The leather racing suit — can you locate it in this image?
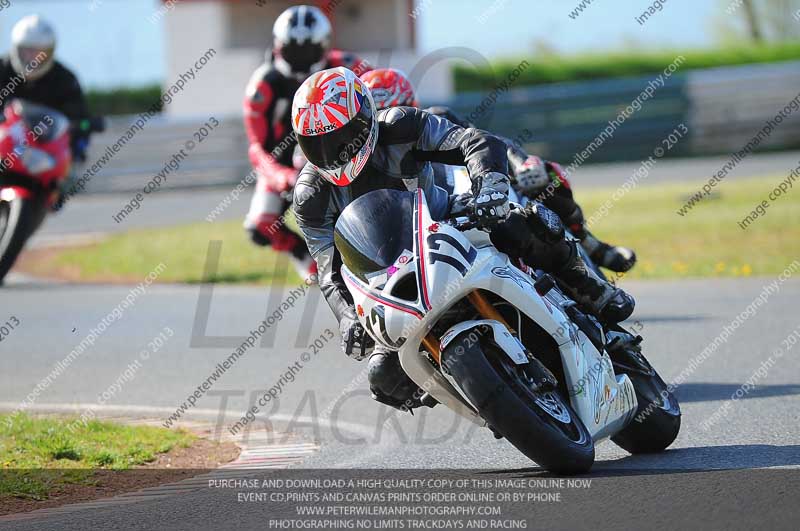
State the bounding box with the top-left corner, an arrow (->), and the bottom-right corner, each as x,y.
242,48 -> 371,275
425,106 -> 636,273
293,106 -> 634,409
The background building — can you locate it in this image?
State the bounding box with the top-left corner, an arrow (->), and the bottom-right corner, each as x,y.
162,0 -> 456,116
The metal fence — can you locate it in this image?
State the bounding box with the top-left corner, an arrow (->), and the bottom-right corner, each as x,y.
80,114 -> 249,194
79,60 -> 800,194
446,71 -> 691,164
686,61 -> 800,155
446,59 -> 800,165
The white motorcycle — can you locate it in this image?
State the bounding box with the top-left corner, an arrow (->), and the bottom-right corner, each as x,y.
335,188 -> 680,474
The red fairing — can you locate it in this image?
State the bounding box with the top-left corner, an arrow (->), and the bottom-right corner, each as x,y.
0,101 -> 72,207
546,161 -> 571,189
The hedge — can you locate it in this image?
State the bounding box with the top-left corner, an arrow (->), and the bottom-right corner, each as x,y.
86,84 -> 163,116
454,42 -> 800,92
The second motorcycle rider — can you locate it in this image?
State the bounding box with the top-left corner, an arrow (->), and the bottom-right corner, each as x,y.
242,5 -> 370,278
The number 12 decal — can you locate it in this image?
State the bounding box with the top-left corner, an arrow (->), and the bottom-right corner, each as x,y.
427,233 -> 476,276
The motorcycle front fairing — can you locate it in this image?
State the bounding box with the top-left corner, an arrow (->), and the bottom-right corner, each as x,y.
337,189 -> 637,441
0,100 -> 72,198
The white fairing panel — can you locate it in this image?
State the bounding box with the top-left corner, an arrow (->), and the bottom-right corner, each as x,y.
342,189 -> 637,439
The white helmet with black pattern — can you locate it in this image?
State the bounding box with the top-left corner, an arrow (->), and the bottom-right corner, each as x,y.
273,5 -> 332,80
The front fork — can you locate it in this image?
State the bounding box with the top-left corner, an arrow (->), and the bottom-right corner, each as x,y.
422,289 -> 516,364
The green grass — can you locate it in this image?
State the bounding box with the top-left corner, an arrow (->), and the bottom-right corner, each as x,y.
0,413 -> 194,500
454,42 -> 800,92
51,218 -> 301,285
575,175 -> 800,279
38,176 -> 800,284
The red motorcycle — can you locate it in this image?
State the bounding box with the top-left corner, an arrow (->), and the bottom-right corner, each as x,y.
0,100 -> 102,284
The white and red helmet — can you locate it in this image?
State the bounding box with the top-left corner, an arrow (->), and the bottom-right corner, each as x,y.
292,67 -> 378,186
360,68 -> 418,110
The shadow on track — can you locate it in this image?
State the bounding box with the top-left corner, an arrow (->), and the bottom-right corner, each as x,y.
633,314 -> 711,324
483,444 -> 800,477
675,382 -> 800,403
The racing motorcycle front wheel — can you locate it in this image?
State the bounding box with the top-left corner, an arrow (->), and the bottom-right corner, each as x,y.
441,330 -> 594,475
0,196 -> 46,284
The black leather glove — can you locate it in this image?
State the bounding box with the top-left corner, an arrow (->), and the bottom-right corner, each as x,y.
339,310 -> 374,360
474,172 -> 511,227
448,192 -> 474,218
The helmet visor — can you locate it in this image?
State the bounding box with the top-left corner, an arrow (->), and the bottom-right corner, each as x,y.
297,103 -> 373,171
278,40 -> 325,75
17,46 -> 51,72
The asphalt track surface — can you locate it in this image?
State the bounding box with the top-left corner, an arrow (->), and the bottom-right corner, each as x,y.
2,278 -> 799,530
1,153 -> 799,530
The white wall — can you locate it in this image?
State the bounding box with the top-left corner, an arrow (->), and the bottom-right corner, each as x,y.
163,2 -> 253,118
162,0 -> 455,118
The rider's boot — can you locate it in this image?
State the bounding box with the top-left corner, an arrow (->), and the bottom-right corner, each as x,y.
563,206 -> 636,273
367,349 -> 425,412
581,233 -> 637,273
492,203 -> 634,324
555,242 -> 635,323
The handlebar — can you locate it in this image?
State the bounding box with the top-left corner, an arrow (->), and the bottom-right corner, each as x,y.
446,214 -> 481,231
445,201 -> 522,232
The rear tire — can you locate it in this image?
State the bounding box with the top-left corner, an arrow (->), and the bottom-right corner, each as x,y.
609,338 -> 681,454
442,331 -> 594,475
0,197 -> 45,284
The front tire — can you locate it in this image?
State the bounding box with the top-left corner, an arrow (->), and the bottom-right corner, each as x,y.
0,197 -> 45,284
442,331 -> 594,475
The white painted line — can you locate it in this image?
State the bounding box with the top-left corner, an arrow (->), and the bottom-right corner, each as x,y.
29,232 -> 109,249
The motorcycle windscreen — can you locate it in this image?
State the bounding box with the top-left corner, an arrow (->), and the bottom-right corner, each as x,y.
13,100 -> 69,143
334,189 -> 415,282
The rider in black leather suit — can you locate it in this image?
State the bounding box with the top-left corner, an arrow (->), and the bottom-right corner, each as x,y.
292,67 -> 635,410
359,68 -> 636,273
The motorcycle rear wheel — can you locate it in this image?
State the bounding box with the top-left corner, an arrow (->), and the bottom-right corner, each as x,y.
609,338 -> 681,454
441,331 -> 595,475
0,197 -> 45,284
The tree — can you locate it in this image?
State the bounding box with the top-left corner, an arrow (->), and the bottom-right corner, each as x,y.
715,0 -> 800,43
741,0 -> 764,42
